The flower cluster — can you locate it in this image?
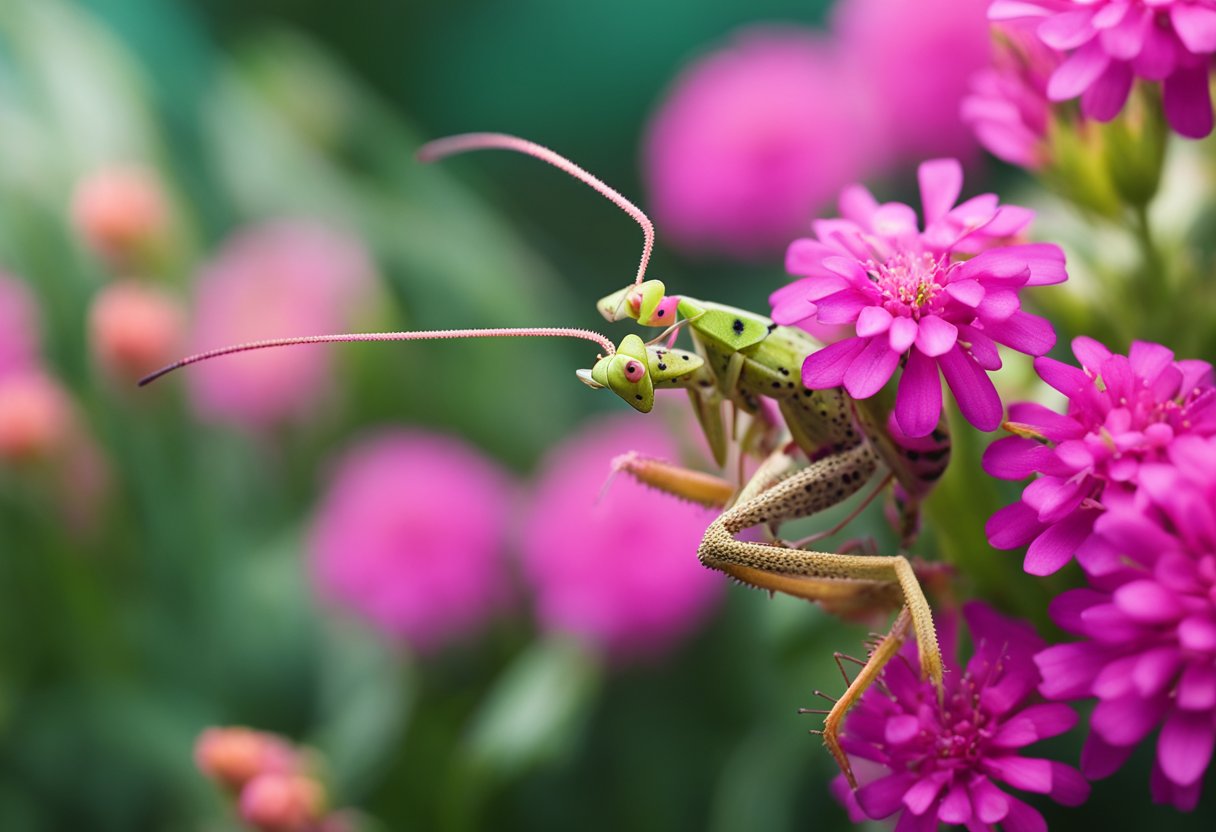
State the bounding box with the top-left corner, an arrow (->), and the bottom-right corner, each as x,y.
834,603 -> 1088,829
195,727 -> 354,832
990,0 -> 1216,139
985,338 -> 1216,575
773,159 -> 1065,437
1036,434 -> 1216,809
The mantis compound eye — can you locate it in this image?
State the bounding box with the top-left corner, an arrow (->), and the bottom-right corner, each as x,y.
623,360 -> 645,382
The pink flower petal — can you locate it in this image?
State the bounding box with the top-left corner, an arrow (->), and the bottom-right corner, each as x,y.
913,315 -> 958,357
871,202 -> 920,238
985,756 -> 1051,793
843,337 -> 902,399
938,345 -> 1003,432
986,501 -> 1043,550
1163,64 -> 1215,139
1157,709 -> 1216,786
888,317 -> 918,353
1001,795 -> 1046,832
945,279 -> 985,307
885,713 -> 922,745
982,437 -> 1053,480
1172,4 -> 1216,54
839,184 -> 880,225
1099,6 -> 1148,59
1024,511 -> 1093,576
1038,9 -> 1099,50
985,311 -> 1057,356
1081,732 -> 1135,780
938,782 -> 972,825
1177,661 -> 1216,711
816,289 -> 873,325
989,1 -> 1054,21
894,348 -> 942,438
1112,580 -> 1183,624
856,305 -> 894,338
918,158 -> 963,225
1035,643 -> 1105,700
1034,356 -> 1090,396
1092,694 -> 1166,746
856,772 -> 919,819
902,771 -> 949,816
969,776 -> 1009,823
1081,60 -> 1134,121
786,238 -> 840,277
1049,762 -> 1090,807
991,704 -> 1078,749
1047,41 -> 1110,101
802,337 -> 868,389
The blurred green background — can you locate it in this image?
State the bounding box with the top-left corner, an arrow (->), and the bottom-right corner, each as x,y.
1,1 -> 1215,830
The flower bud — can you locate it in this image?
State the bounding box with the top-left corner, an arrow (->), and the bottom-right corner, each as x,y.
194,727 -> 296,791
89,280 -> 185,382
70,165 -> 169,265
239,773 -> 326,832
0,371 -> 73,464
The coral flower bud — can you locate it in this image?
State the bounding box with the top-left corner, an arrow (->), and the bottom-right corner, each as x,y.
70,165 -> 170,264
0,371 -> 74,463
89,280 -> 186,382
194,727 -> 296,791
239,773 -> 326,832
0,273 -> 41,380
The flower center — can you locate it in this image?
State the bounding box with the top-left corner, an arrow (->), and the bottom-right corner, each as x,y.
868,252 -> 950,320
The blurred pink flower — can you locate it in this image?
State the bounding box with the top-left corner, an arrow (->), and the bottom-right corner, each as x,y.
0,371 -> 74,464
992,0 -> 1216,138
963,23 -> 1064,168
309,430 -> 513,654
0,272 -> 41,380
520,414 -> 722,660
186,221 -> 374,429
89,280 -> 186,382
239,773 -> 326,832
195,727 -> 298,792
70,164 -> 170,265
643,28 -> 877,260
834,0 -> 993,164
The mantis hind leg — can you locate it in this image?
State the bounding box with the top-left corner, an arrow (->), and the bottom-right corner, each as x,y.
695,445 -> 943,687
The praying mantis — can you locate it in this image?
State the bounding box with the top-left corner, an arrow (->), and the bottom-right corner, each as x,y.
140,133 -> 951,788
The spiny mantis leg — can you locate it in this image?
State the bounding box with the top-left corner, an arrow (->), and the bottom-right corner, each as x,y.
696,444 -> 943,687
614,447 -> 906,616
805,608 -> 913,789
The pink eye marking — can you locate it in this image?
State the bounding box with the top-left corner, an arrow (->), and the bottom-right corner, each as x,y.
624,361 -> 645,382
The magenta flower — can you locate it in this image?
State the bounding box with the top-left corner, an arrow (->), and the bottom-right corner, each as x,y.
984,337 -> 1216,576
309,430 -> 513,654
834,0 -> 993,163
1035,434 -> 1216,810
962,23 -> 1064,168
186,221 -> 375,430
0,272 -> 40,381
643,28 -> 878,259
774,159 -> 1065,437
520,412 -> 722,660
991,0 -> 1216,138
833,602 -> 1088,829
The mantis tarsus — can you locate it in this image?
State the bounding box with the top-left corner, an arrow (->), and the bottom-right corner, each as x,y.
140,132 -> 949,788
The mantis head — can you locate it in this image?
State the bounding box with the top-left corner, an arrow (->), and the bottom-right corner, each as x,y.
576,333 -> 703,413
596,280 -> 680,327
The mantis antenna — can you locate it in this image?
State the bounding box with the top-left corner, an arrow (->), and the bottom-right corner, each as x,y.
417,132 -> 655,288
137,326 -> 616,386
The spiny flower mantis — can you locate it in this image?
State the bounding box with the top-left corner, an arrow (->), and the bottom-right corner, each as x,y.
140,133 -> 951,788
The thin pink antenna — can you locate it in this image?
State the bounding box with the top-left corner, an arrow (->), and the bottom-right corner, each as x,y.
138,326 -> 616,387
417,132 -> 655,287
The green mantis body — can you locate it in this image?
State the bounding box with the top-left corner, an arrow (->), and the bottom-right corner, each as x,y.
577,281 -> 950,785
140,132 -> 951,789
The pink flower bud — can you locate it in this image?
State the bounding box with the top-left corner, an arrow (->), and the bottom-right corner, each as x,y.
89,280 -> 185,382
239,773 -> 326,832
70,165 -> 169,264
0,371 -> 73,463
194,727 -> 296,791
